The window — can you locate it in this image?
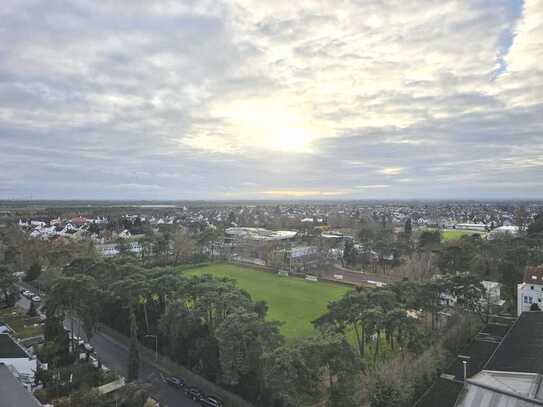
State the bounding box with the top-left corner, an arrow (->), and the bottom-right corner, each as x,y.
531,286 -> 534,290
524,296 -> 528,304
529,297 -> 533,304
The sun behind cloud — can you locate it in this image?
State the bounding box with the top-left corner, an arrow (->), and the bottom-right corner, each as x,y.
183,98 -> 328,153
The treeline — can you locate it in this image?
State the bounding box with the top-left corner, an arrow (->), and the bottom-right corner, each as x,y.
346,213 -> 543,311
44,257 -> 362,406
41,256 -> 490,406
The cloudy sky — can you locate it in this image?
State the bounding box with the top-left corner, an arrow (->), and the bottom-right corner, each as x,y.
1,0 -> 542,200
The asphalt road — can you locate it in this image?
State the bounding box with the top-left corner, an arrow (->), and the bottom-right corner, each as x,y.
16,283 -> 198,407
65,318 -> 200,407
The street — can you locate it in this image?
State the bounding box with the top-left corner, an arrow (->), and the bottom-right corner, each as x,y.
64,318 -> 200,407
16,283 -> 198,407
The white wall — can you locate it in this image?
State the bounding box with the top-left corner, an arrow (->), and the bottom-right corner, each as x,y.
517,283 -> 543,316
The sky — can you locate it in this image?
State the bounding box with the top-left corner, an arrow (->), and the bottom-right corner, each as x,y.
1,0 -> 542,200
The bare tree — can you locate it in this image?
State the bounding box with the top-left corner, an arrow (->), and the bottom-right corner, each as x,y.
172,230 -> 195,265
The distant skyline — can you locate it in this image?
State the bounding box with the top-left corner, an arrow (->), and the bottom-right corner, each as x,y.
1,0 -> 542,200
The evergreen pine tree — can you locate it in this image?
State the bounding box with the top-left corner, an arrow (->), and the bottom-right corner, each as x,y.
127,308 -> 140,382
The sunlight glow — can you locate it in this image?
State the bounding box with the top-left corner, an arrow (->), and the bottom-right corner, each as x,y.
184,98 -> 327,153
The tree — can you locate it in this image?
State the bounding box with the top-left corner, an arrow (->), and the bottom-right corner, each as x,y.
417,280 -> 445,330
40,310 -> 71,367
172,230 -> 195,265
343,240 -> 356,266
515,206 -> 529,232
404,218 -> 412,238
418,230 -> 441,251
264,333 -> 361,407
28,300 -> 38,317
357,217 -> 379,243
47,275 -> 94,345
116,238 -> 131,256
446,273 -> 485,316
78,282 -> 102,343
314,289 -> 370,359
55,389 -> 109,407
437,242 -> 473,273
369,369 -> 413,407
25,262 -> 42,282
0,265 -> 16,304
127,308 -> 140,382
527,213 -> 543,238
216,308 -> 282,387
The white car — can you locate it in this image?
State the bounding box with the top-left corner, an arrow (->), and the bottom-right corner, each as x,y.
22,290 -> 33,298
31,296 -> 41,302
83,343 -> 94,353
89,355 -> 99,368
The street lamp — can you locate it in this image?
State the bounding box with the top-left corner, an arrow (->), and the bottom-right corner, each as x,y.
144,334 -> 158,362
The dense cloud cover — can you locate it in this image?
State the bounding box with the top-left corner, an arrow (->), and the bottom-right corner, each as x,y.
0,0 -> 542,199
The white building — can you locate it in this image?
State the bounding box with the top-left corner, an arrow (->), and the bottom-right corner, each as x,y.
439,278 -> 503,308
455,223 -> 488,231
517,266 -> 543,316
0,334 -> 38,383
487,225 -> 520,240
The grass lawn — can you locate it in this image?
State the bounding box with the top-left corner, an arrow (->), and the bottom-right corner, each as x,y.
440,229 -> 482,241
0,307 -> 43,338
183,264 -> 351,339
420,228 -> 482,241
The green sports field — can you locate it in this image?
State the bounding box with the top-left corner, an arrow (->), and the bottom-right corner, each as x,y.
183,264 -> 351,339
440,229 -> 482,241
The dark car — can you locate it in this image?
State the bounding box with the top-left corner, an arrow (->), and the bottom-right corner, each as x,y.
184,387 -> 203,401
165,375 -> 185,389
200,396 -> 224,407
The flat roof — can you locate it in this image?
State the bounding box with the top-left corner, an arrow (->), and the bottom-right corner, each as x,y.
0,334 -> 28,359
0,364 -> 42,407
485,312 -> 543,373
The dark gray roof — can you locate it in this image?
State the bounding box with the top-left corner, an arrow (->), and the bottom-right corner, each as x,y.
0,364 -> 42,407
485,312 -> 543,373
0,334 -> 28,358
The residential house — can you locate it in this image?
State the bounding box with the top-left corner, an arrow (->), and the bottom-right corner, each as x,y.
0,334 -> 38,384
416,312 -> 543,407
0,364 -> 42,407
454,311 -> 543,406
517,265 -> 543,316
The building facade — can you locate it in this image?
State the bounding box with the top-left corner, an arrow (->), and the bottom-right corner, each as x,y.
517,265 -> 543,316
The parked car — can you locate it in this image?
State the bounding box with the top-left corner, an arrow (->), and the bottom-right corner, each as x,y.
31,296 -> 41,302
69,335 -> 84,345
89,355 -> 100,368
185,387 -> 203,401
23,291 -> 33,299
165,375 -> 185,389
200,396 -> 224,407
83,343 -> 94,353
